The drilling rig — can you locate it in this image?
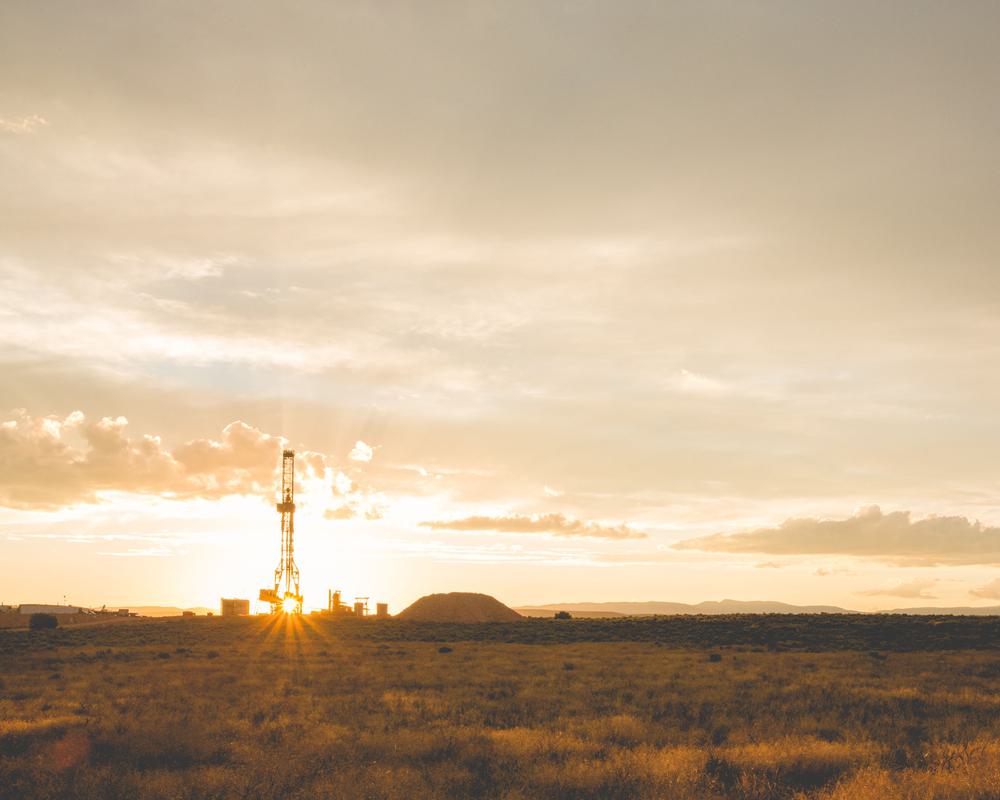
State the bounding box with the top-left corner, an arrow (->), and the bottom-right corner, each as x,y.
259,449 -> 303,613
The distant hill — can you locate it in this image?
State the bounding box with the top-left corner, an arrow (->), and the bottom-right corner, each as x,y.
397,592 -> 522,622
517,607 -> 626,618
884,605 -> 1000,616
115,606 -> 214,617
516,600 -> 854,616
516,600 -> 1000,616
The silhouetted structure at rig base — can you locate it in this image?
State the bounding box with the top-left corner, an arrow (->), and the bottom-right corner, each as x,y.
324,590 -> 388,618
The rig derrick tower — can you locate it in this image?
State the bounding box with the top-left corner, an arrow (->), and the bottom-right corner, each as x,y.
259,449 -> 303,613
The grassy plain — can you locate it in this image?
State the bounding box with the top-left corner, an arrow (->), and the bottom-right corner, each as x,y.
1,615 -> 998,799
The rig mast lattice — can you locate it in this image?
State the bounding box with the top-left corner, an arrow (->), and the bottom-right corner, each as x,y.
259,449 -> 302,613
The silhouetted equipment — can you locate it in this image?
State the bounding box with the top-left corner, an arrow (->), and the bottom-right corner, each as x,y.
259,450 -> 303,613
325,589 -> 386,618
220,598 -> 250,617
328,589 -> 351,614
259,588 -> 279,605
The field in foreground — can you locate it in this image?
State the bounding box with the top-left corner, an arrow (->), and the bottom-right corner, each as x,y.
1,615 -> 998,799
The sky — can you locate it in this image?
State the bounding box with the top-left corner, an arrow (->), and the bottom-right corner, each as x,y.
1,1 -> 999,613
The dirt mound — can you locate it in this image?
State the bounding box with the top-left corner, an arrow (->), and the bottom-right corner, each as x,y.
396,592 -> 522,622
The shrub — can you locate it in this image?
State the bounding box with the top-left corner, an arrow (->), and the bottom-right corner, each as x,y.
555,611 -> 572,620
29,613 -> 58,630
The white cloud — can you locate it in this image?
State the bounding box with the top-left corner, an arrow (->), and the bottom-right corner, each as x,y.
349,440 -> 374,462
0,114 -> 48,135
110,253 -> 238,280
667,369 -> 730,396
333,471 -> 353,494
97,546 -> 173,558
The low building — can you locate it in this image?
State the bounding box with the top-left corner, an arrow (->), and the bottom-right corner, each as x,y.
220,598 -> 250,617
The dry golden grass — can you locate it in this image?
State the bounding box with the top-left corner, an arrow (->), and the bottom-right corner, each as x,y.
1,615 -> 998,799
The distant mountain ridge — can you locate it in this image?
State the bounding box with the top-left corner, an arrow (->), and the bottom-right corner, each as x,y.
516,600 -> 853,616
883,605 -> 1000,616
515,599 -> 1000,616
113,606 -> 214,617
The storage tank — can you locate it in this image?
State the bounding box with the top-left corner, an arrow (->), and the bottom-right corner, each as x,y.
220,598 -> 250,617
353,601 -> 365,617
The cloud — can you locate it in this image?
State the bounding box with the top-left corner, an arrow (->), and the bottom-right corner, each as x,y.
673,506 -> 1000,566
755,561 -> 785,569
322,458 -> 386,521
324,502 -> 385,521
0,409 -> 285,509
0,409 -> 397,520
419,513 -> 647,540
0,114 -> 48,135
333,471 -> 353,494
172,421 -> 282,485
349,440 -> 373,462
97,546 -> 173,558
595,550 -> 698,564
110,253 -> 237,280
667,369 -> 730,396
856,578 -> 938,600
6,4 -> 1000,570
970,578 -> 1000,600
